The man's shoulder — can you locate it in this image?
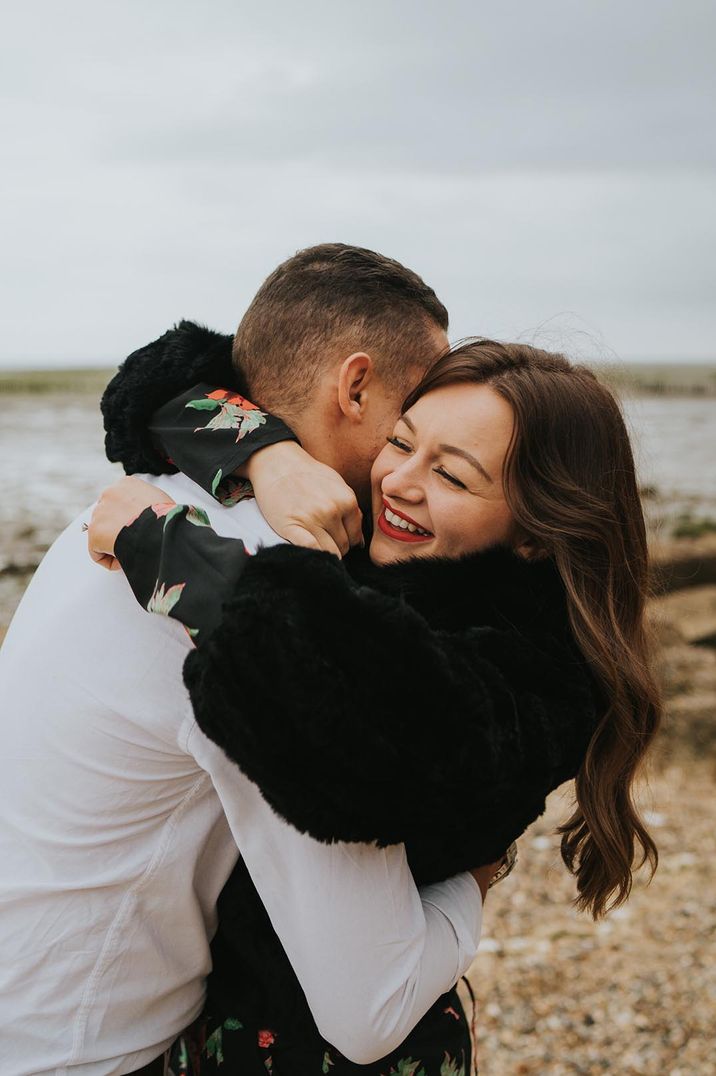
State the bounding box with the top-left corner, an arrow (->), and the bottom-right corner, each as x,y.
0,502 -> 197,748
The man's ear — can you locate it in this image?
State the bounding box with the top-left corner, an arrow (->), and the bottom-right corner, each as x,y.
336,353 -> 374,423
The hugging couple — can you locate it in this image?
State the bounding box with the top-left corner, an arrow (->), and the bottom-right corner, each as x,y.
0,244 -> 660,1075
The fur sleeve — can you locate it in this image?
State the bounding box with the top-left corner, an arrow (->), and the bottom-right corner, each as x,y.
183,545 -> 596,880
101,321 -> 236,474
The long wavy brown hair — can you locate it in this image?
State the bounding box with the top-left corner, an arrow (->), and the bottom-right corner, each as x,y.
403,339 -> 661,919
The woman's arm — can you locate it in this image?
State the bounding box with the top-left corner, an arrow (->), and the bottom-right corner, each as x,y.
105,500 -> 596,882
101,321 -> 363,555
102,320 -> 297,489
181,541 -> 539,865
88,475 -> 358,636
150,387 -> 363,555
145,383 -> 299,507
115,502 -> 252,641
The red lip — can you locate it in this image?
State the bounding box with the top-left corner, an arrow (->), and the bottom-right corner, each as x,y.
378,499 -> 434,544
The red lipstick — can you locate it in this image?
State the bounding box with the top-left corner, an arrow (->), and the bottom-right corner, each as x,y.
377,499 -> 434,544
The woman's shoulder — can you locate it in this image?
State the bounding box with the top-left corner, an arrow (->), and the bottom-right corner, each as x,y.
244,541 -> 591,713
344,542 -> 570,638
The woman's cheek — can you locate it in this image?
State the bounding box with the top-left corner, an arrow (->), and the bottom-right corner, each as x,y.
370,444 -> 391,484
370,447 -> 396,506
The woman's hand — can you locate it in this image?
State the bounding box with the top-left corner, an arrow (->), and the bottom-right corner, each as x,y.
88,476 -> 175,571
243,442 -> 364,558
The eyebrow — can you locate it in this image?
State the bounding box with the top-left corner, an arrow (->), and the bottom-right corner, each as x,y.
398,415 -> 493,484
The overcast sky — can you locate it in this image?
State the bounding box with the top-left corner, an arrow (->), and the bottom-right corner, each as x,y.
1,0 -> 714,367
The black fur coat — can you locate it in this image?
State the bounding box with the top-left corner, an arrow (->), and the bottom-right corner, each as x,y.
182,540 -> 599,887
101,321 -> 600,887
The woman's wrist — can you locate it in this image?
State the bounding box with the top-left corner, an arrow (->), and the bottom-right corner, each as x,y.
239,439 -> 312,482
470,843 -> 519,901
239,442 -> 364,556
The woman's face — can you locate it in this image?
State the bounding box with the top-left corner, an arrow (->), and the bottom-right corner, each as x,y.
369,382 -> 517,565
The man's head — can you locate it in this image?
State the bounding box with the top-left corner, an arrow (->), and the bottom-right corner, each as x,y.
233,243 -> 449,500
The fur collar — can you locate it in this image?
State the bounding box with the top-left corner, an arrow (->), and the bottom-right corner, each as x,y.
343,542 -> 570,641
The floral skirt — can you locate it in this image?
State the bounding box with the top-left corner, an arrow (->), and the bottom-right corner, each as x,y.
168,984 -> 476,1076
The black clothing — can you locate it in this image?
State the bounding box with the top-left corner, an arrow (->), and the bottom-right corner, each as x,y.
102,322 -> 298,502
117,509 -> 599,885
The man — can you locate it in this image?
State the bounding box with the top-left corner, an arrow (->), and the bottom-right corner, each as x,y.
0,245 -> 490,1075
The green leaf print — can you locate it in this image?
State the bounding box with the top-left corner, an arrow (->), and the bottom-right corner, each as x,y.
322,1050 -> 335,1073
202,402 -> 246,431
146,581 -> 185,617
440,1052 -> 466,1076
234,408 -> 266,440
185,398 -> 222,411
388,1060 -> 426,1076
204,1026 -> 224,1065
211,469 -> 223,496
186,505 -> 211,527
203,1018 -> 244,1065
162,504 -> 185,529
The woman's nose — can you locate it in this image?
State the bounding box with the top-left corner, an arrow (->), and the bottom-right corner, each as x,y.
381,458 -> 424,503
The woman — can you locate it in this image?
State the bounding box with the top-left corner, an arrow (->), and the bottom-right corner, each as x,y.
92,339 -> 660,1074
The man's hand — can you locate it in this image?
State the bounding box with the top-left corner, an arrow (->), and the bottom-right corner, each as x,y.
243,442 -> 363,558
88,476 -> 174,571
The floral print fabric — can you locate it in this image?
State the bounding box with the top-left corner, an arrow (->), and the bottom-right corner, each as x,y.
115,503 -> 251,641
149,383 -> 299,506
168,989 -> 474,1075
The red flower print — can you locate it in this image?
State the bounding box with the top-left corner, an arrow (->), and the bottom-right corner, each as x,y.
443,1005 -> 461,1021
258,1029 -> 276,1049
204,388 -> 260,410
227,393 -> 260,410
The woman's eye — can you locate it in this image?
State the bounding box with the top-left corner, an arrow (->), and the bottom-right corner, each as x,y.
387,436 -> 411,452
435,467 -> 466,490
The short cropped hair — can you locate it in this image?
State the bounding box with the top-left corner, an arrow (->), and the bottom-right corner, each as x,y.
233,243 -> 449,414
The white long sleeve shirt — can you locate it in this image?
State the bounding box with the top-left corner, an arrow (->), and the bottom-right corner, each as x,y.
0,473 -> 482,1076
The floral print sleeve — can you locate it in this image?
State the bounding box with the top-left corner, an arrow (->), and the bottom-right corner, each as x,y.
115,503 -> 250,641
149,383 -> 299,506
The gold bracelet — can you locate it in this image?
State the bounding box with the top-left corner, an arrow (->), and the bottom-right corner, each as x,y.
488,841 -> 518,889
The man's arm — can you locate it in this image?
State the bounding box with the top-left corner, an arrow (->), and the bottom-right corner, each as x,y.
185,720 -> 483,1065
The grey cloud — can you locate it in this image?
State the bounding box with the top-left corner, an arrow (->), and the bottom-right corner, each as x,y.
0,0 -> 714,365
4,0 -> 715,172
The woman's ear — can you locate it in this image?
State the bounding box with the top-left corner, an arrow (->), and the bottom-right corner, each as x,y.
336,353 -> 374,422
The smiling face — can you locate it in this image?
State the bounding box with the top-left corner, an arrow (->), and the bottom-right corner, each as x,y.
369,382 -> 517,564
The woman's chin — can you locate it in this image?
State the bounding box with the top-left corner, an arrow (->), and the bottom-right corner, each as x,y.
369,532 -> 429,565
